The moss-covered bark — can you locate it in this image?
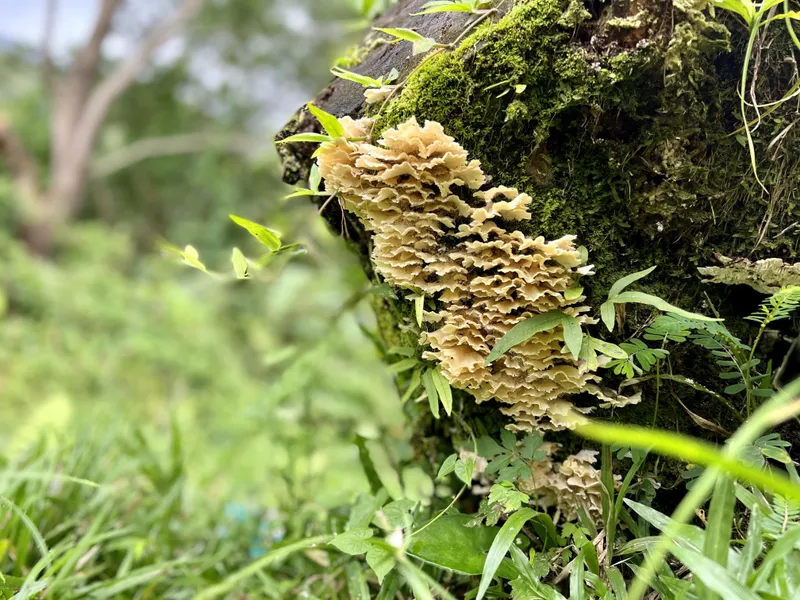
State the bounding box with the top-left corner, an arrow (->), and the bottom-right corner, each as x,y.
277,0 -> 800,475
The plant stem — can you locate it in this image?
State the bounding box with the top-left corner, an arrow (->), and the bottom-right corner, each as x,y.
740,18 -> 768,193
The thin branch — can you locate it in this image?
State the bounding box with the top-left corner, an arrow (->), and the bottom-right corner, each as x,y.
73,0 -> 204,164
89,132 -> 260,179
41,0 -> 58,88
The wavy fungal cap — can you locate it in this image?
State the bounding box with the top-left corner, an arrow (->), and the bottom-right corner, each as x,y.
518,444 -> 619,522
318,117 -> 636,431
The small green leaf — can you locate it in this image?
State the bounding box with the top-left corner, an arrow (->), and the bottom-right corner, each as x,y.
307,102 -> 345,138
477,436 -> 505,458
422,369 -> 439,419
612,291 -> 721,322
477,508 -> 541,600
565,285 -> 584,301
560,315 -> 583,360
348,492 -> 384,531
330,66 -> 384,88
283,188 -> 318,199
724,382 -> 747,395
229,215 -> 282,251
366,545 -> 396,584
488,481 -> 530,512
413,294 -> 425,327
380,499 -> 416,530
276,132 -> 332,144
231,247 -> 248,279
412,1 -> 474,15
607,266 -> 657,300
486,311 -> 565,364
437,453 -> 458,479
600,301 -> 616,332
400,368 -> 422,404
455,458 -> 474,485
760,445 -> 792,464
579,341 -> 598,371
309,162 -> 321,193
431,368 -> 453,416
374,27 -> 438,55
588,337 -> 628,359
388,357 -> 419,374
331,528 -> 374,555
180,245 -> 207,272
407,514 -> 517,578
520,434 -> 543,460
500,430 -> 517,451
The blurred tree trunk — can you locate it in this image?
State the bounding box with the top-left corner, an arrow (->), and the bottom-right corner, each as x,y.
0,0 -> 203,255
276,0 -> 799,449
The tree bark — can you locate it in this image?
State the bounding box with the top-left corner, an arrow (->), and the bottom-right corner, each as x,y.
276,0 -> 800,457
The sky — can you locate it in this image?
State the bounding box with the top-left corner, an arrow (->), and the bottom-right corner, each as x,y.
0,1 -> 121,56
0,1 -> 351,128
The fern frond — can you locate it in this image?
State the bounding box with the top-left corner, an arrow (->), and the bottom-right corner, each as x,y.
763,493 -> 800,537
746,285 -> 800,326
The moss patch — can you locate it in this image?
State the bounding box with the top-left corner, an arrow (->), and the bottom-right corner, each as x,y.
377,0 -> 798,313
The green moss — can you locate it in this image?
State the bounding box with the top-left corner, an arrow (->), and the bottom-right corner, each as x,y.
378,0 -> 798,312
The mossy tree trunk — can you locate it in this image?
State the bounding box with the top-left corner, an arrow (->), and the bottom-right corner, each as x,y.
277,0 -> 799,477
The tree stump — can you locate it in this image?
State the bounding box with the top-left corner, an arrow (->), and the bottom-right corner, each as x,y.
276,0 -> 800,475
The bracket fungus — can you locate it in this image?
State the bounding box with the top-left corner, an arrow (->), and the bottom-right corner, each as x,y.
317,117 -> 634,432
699,254 -> 800,294
518,444 -> 619,522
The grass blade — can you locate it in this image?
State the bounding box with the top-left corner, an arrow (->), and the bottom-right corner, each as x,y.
612,291 -> 721,322
667,542 -> 761,600
577,422 -> 800,502
738,504 -> 762,584
194,535 -> 333,599
700,476 -> 735,600
476,507 -> 537,600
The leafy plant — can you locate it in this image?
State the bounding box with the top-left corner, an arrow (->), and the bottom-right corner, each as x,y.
485,310 -> 587,364
607,338 -> 669,378
330,66 -> 399,88
712,0 -> 800,190
600,266 -> 720,332
478,430 -> 547,483
373,27 -> 443,55
412,0 -> 494,15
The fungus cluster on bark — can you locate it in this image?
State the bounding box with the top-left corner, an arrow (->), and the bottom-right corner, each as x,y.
317,116 -> 636,433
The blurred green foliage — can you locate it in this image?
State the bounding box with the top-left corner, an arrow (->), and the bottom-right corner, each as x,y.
0,0 -> 408,594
